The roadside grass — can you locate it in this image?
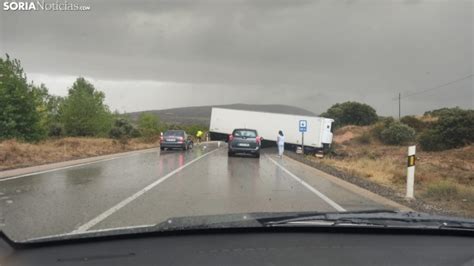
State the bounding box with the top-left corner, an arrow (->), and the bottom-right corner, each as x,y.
424,180 -> 459,199
353,132 -> 372,144
0,138 -> 158,171
423,179 -> 474,201
321,157 -> 404,188
422,179 -> 474,217
315,124 -> 474,218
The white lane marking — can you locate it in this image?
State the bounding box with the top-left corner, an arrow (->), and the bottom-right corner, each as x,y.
72,148 -> 220,234
1,158 -> 118,182
0,149 -> 158,182
266,155 -> 346,212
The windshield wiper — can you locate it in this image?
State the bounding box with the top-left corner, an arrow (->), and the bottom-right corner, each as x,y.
259,210 -> 474,231
258,209 -> 395,225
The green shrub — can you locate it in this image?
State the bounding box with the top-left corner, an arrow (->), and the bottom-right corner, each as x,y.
379,116 -> 395,126
418,129 -> 445,151
400,116 -> 428,133
130,128 -> 141,138
419,109 -> 474,151
109,118 -> 134,138
138,113 -> 161,141
321,101 -> 378,128
109,118 -> 137,144
424,107 -> 463,117
371,117 -> 395,140
48,123 -> 64,137
109,127 -> 123,140
371,123 -> 384,140
380,122 -> 416,145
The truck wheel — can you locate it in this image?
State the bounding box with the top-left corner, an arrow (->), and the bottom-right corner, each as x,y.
228,151 -> 234,157
255,152 -> 260,158
160,147 -> 164,151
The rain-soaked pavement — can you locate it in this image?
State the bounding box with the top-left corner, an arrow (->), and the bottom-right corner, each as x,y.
0,142 -> 397,241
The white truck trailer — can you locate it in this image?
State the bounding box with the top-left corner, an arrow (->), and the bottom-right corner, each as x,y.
209,108 -> 334,151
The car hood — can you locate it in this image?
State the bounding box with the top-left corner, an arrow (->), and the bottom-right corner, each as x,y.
3,210 -> 474,245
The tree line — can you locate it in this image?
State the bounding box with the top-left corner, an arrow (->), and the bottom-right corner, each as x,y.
0,54 -> 206,143
321,101 -> 473,151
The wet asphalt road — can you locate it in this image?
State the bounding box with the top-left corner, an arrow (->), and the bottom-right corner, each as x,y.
0,142 -> 395,241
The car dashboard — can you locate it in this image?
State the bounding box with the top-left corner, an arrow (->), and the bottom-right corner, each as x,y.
1,228 -> 473,266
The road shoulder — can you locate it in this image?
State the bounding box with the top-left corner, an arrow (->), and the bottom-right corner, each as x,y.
283,153 -> 413,211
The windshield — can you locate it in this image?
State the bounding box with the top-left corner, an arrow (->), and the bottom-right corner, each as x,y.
0,0 -> 472,242
233,130 -> 258,138
164,131 -> 185,137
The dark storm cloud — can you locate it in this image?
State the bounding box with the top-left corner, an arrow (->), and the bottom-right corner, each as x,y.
1,0 -> 472,115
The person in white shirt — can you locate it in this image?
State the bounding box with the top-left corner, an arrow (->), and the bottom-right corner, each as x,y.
277,130 -> 285,158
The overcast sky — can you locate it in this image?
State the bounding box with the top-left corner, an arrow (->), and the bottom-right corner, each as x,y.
1,0 -> 472,116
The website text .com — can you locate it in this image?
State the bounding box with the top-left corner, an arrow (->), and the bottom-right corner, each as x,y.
3,1 -> 91,11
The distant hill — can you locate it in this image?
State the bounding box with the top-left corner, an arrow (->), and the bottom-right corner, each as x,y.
127,104 -> 315,126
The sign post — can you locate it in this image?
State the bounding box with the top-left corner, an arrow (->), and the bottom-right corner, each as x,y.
406,145 -> 416,199
299,120 -> 307,155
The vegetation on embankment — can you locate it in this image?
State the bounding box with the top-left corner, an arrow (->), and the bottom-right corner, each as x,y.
325,144 -> 473,217
0,138 -> 159,171
315,102 -> 474,217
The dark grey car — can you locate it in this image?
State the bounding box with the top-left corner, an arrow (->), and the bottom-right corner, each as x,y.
160,130 -> 193,151
228,128 -> 262,158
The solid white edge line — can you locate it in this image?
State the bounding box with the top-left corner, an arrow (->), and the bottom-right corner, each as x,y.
0,149 -> 158,182
266,155 -> 346,212
71,148 -> 220,234
0,158 -> 119,182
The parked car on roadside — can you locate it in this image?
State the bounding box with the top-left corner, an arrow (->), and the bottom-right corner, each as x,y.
227,128 -> 262,158
160,130 -> 193,151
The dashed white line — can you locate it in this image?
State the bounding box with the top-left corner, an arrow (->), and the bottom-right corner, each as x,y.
71,148 -> 220,234
266,155 -> 346,212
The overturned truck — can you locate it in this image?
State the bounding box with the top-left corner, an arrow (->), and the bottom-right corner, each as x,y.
209,108 -> 334,153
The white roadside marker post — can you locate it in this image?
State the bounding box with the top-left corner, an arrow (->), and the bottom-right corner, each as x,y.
406,145 -> 416,199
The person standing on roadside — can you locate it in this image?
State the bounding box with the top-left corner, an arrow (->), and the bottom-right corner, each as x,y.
277,130 -> 285,158
196,130 -> 203,143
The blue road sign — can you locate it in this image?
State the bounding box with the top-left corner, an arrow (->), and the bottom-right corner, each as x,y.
299,120 -> 307,132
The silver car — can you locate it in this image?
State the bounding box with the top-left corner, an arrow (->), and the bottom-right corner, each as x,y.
160,130 -> 193,151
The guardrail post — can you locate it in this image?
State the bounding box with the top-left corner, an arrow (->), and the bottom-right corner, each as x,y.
406,145 -> 416,199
